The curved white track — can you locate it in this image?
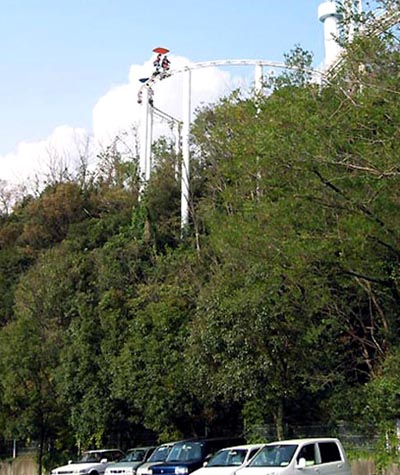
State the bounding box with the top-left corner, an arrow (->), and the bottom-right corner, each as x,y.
138,58 -> 325,96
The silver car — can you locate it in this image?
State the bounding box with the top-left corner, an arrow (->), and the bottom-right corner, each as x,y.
105,447 -> 156,475
235,438 -> 350,475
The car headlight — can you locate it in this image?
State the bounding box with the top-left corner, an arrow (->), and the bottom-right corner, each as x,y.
175,467 -> 188,475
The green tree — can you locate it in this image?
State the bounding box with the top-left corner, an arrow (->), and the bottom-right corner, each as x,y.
188,25 -> 400,435
112,250 -> 205,440
0,245 -> 79,472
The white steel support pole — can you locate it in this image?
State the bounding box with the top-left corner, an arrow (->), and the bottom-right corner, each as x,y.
181,68 -> 191,231
145,104 -> 153,181
139,88 -> 149,183
254,63 -> 263,198
254,63 -> 263,96
174,122 -> 181,180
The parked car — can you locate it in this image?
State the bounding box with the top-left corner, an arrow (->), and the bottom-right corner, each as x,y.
51,449 -> 125,475
191,444 -> 264,475
136,442 -> 176,475
105,446 -> 156,475
234,438 -> 350,475
150,438 -> 244,475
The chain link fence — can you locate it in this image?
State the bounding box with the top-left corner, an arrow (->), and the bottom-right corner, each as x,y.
0,422 -> 387,460
245,422 -> 380,453
0,438 -> 38,460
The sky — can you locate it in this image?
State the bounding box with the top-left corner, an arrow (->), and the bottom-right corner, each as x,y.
0,0 -> 330,186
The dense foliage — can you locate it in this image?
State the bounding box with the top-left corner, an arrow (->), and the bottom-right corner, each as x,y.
0,5 -> 399,470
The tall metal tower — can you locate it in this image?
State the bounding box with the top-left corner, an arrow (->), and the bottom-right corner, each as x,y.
318,1 -> 342,69
318,0 -> 364,69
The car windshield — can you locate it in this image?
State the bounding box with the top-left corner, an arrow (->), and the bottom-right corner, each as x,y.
121,450 -> 146,462
249,445 -> 297,467
148,446 -> 171,462
166,442 -> 203,462
79,453 -> 103,463
207,449 -> 247,467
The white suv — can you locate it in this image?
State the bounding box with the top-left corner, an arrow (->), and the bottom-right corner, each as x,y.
234,438 -> 350,475
51,449 -> 125,475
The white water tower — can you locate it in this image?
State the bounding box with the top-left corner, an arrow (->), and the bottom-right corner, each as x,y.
318,1 -> 342,68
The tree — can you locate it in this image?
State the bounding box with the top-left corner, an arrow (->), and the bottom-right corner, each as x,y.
141,138 -> 181,251
0,245 -> 79,472
112,250 -> 205,440
18,182 -> 87,249
187,24 -> 400,435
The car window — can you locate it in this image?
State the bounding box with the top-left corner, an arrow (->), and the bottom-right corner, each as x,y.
250,444 -> 297,467
228,450 -> 247,466
123,450 -> 147,462
103,451 -> 122,462
207,449 -> 247,467
167,442 -> 203,462
318,442 -> 341,463
80,453 -> 101,463
148,445 -> 171,462
297,444 -> 317,466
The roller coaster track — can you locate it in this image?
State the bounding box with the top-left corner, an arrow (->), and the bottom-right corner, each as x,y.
137,58 -> 326,98
167,58 -> 317,73
365,5 -> 400,36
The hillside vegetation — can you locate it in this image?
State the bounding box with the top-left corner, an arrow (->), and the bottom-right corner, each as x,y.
0,3 -> 399,470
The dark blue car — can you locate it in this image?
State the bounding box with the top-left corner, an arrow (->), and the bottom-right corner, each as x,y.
150,438 -> 243,475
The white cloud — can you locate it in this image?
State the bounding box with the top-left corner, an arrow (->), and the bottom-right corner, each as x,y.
0,126 -> 95,189
0,55 -> 245,188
